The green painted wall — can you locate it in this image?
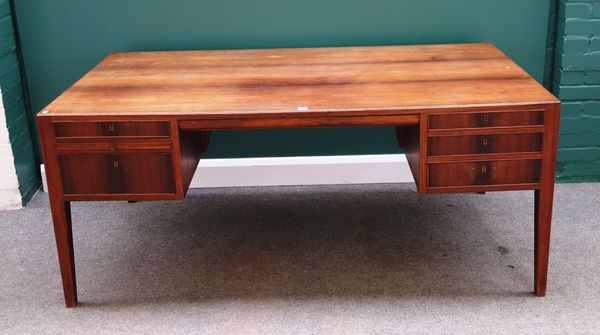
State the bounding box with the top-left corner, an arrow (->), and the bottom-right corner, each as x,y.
552,0 -> 600,182
15,0 -> 552,158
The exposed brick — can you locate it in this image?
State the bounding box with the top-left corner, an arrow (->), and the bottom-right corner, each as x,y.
571,161 -> 600,176
0,80 -> 22,107
557,70 -> 585,85
558,161 -> 600,179
18,172 -> 40,204
556,2 -> 600,180
560,36 -> 589,54
0,33 -> 16,57
561,54 -> 600,70
580,116 -> 600,131
11,133 -> 34,157
561,102 -> 583,118
581,132 -> 600,145
0,15 -> 12,38
559,116 -> 600,133
0,49 -> 17,74
556,161 -> 568,177
581,101 -> 600,117
3,97 -> 25,126
559,118 -> 580,134
15,150 -> 36,182
563,19 -> 600,35
559,134 -> 581,147
590,36 -> 600,52
0,0 -> 40,205
0,63 -> 20,89
560,3 -> 593,19
586,71 -> 600,84
0,0 -> 10,18
14,145 -> 37,188
558,147 -> 600,161
7,113 -> 28,143
556,84 -> 600,100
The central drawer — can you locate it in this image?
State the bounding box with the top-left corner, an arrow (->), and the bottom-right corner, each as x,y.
428,133 -> 543,156
428,159 -> 540,188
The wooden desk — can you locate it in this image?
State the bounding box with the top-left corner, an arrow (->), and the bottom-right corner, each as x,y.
37,43 -> 560,307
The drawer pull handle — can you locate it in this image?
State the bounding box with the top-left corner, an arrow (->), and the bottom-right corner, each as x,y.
482,138 -> 489,146
481,165 -> 487,173
108,124 -> 115,132
113,161 -> 119,168
483,114 -> 490,122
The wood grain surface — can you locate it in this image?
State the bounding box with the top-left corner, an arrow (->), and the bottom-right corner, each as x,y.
40,43 -> 558,117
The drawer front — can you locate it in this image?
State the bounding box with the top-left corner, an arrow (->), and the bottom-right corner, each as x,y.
429,111 -> 544,130
54,121 -> 170,138
59,153 -> 175,194
428,133 -> 543,156
428,160 -> 540,188
55,140 -> 171,154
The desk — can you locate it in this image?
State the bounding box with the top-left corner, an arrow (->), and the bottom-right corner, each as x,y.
37,43 -> 560,307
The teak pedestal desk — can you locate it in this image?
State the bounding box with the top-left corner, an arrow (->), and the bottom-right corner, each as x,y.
37,44 -> 560,307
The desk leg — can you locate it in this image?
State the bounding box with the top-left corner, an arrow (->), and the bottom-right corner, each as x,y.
534,105 -> 559,297
534,186 -> 553,297
49,198 -> 77,307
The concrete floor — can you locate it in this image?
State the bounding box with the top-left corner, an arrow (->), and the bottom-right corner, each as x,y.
1,183 -> 599,334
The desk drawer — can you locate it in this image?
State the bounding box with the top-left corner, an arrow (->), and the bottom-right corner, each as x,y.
54,121 -> 170,138
55,140 -> 171,154
428,133 -> 543,156
428,159 -> 540,188
59,153 -> 175,195
429,111 -> 544,130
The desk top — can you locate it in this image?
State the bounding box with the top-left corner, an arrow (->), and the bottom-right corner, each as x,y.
41,43 -> 558,117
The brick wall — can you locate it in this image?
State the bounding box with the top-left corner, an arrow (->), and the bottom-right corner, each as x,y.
553,0 -> 600,181
0,0 -> 39,206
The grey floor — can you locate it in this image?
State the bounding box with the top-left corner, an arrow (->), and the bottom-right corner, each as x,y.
1,183 -> 599,334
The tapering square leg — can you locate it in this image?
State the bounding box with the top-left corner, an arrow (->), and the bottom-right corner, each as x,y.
49,199 -> 77,307
534,187 -> 554,297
